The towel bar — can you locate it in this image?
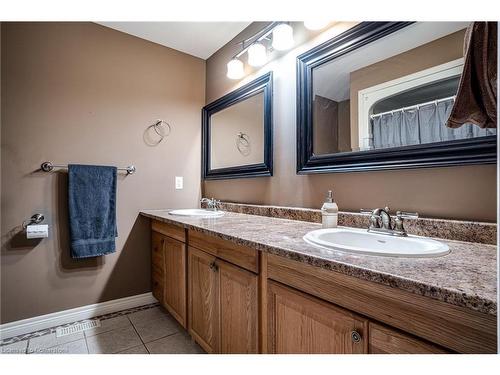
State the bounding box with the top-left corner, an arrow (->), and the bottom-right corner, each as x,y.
40,162 -> 136,175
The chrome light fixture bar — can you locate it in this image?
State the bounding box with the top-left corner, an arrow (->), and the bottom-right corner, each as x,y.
233,21 -> 281,59
226,22 -> 293,79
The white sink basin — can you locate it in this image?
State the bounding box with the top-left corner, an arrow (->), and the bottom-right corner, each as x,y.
303,227 -> 449,258
168,209 -> 224,218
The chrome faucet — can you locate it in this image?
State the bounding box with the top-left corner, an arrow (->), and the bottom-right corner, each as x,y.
200,197 -> 221,211
360,207 -> 418,237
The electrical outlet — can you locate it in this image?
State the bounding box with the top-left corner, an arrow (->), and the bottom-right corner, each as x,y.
175,176 -> 183,190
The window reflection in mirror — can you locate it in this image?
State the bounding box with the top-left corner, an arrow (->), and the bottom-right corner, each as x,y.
311,22 -> 496,156
210,92 -> 265,169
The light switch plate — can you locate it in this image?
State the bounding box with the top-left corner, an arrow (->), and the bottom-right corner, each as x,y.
175,176 -> 183,190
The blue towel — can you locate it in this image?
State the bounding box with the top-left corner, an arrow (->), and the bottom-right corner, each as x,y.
68,164 -> 117,258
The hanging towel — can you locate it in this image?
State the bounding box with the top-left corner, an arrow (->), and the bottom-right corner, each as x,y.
446,22 -> 497,129
68,164 -> 117,259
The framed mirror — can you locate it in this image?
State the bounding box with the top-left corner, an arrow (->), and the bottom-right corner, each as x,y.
202,72 -> 273,179
297,22 -> 497,174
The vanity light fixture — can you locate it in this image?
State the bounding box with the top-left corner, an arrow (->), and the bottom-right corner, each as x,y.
247,42 -> 267,67
226,22 -> 294,79
226,58 -> 245,79
303,20 -> 330,30
272,23 -> 294,51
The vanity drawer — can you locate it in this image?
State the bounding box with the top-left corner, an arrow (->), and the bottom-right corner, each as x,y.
152,220 -> 186,243
188,229 -> 259,273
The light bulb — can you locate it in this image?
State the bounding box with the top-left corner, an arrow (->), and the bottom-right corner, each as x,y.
226,58 -> 244,79
303,20 -> 329,30
247,42 -> 267,67
272,24 -> 294,51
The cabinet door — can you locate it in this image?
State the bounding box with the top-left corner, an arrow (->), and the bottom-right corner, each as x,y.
151,231 -> 165,304
219,260 -> 258,354
268,281 -> 368,354
164,236 -> 187,328
188,246 -> 219,353
369,323 -> 449,354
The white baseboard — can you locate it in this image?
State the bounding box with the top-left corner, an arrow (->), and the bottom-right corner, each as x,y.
0,292 -> 158,340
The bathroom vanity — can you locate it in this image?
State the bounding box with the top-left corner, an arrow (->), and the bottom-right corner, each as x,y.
142,208 -> 497,354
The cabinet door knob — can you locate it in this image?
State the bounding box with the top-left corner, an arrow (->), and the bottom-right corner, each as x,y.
351,330 -> 362,343
209,261 -> 218,271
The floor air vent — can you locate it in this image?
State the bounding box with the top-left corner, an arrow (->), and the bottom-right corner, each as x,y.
55,319 -> 101,337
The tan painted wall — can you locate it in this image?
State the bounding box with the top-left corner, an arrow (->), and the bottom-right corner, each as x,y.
1,22 -> 205,323
313,95 -> 338,154
313,96 -> 351,154
203,22 -> 496,222
337,99 -> 351,152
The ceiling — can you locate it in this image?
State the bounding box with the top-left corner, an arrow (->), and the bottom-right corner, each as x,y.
97,22 -> 252,59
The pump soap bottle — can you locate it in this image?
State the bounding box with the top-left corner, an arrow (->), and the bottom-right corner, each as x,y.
321,190 -> 338,228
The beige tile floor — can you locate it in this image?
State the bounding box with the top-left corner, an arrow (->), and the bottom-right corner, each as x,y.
1,306 -> 204,354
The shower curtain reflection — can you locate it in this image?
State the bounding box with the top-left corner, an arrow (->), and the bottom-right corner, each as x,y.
371,98 -> 496,149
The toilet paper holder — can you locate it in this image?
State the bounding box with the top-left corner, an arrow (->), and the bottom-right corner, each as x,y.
22,213 -> 45,229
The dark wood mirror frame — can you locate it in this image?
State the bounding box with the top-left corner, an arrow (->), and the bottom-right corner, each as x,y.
202,72 -> 273,180
296,22 -> 497,174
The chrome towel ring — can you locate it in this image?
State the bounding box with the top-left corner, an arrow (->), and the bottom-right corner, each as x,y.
146,119 -> 171,145
236,132 -> 251,156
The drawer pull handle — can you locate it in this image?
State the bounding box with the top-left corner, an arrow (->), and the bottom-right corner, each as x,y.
351,330 -> 362,343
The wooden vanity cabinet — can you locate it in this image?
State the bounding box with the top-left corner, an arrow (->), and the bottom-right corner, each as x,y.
267,253 -> 496,354
151,221 -> 187,328
162,236 -> 187,327
151,231 -> 166,304
219,258 -> 259,353
150,219 -> 495,354
267,278 -> 447,354
267,280 -> 368,354
188,245 -> 259,354
188,247 -> 219,353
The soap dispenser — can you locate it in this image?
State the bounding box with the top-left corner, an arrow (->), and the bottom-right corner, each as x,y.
321,190 -> 338,228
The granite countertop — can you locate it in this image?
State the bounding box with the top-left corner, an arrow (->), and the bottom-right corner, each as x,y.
140,209 -> 497,316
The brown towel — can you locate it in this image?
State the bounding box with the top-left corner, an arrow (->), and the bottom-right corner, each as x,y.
446,22 -> 497,129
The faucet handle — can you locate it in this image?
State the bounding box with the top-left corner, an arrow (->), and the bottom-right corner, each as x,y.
396,211 -> 419,219
360,208 -> 382,228
394,211 -> 418,235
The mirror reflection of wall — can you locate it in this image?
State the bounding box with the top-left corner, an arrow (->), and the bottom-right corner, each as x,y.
311,22 -> 496,156
210,92 -> 265,169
